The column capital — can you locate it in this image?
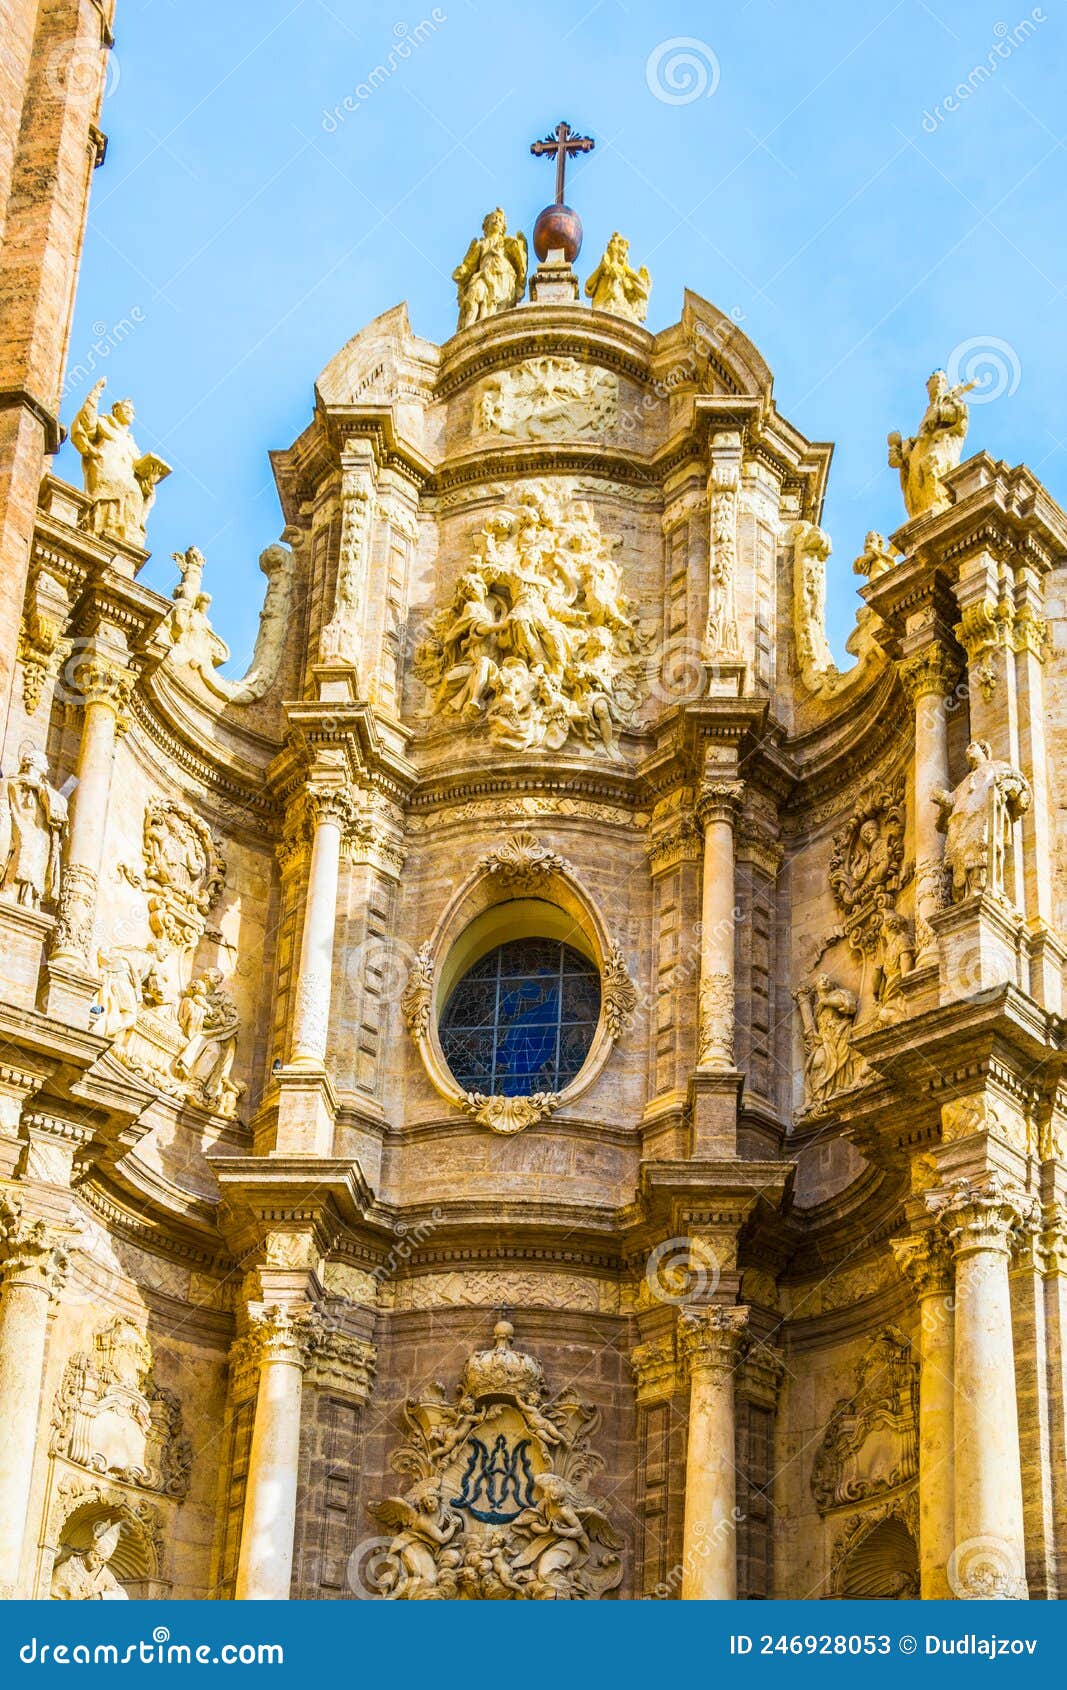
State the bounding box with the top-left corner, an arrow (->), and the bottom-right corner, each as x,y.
68,653 -> 135,716
0,1194 -> 71,1297
678,1304 -> 749,1382
927,1174 -> 1037,1257
305,780 -> 357,830
305,1329 -> 376,1402
897,643 -> 961,705
696,781 -> 744,830
891,1228 -> 954,1298
629,1334 -> 680,1406
231,1303 -> 325,1382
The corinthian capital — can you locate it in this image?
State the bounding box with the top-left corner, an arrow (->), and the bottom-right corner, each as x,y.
0,1194 -> 71,1297
232,1303 -> 325,1377
696,781 -> 744,830
897,644 -> 960,705
305,781 -> 356,830
927,1174 -> 1037,1258
69,654 -> 135,715
678,1304 -> 749,1381
891,1229 -> 954,1299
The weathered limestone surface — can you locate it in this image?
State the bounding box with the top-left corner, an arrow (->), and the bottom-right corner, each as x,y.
2,110 -> 1067,1599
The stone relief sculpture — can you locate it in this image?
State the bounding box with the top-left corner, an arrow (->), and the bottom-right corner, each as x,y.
101,801 -> 243,1116
795,974 -> 859,1112
853,531 -> 901,582
811,1328 -> 919,1513
414,481 -> 647,753
50,1518 -> 129,1600
0,745 -> 67,910
70,379 -> 171,547
828,777 -> 907,956
873,910 -> 915,1021
584,233 -> 651,323
887,370 -> 974,519
50,1315 -> 191,1498
453,208 -> 528,329
479,357 -> 618,441
320,484 -> 373,666
790,520 -> 883,701
932,739 -> 1032,904
477,831 -> 570,888
369,1320 -> 623,1599
703,457 -> 742,661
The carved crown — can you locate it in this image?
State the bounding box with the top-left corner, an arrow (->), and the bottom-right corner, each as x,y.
460,1318 -> 546,1402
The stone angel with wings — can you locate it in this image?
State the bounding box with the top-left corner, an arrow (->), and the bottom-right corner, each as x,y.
453,208 -> 528,329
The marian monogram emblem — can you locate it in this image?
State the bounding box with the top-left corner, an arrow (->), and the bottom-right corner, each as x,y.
369,1320 -> 623,1599
452,1433 -> 536,1523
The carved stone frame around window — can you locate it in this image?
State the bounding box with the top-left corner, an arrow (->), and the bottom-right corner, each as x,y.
401,834 -> 637,1135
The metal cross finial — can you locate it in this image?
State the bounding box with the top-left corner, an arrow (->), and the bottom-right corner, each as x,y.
530,120 -> 595,205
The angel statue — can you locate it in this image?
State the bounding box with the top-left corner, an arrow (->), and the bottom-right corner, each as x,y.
70,378 -> 171,547
367,1478 -> 463,1599
508,1472 -> 624,1599
453,208 -> 528,330
887,370 -> 975,520
584,232 -> 651,324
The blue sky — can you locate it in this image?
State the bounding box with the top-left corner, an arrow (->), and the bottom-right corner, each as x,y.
58,0 -> 1066,663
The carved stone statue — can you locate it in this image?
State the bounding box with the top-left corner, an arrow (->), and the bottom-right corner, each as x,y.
453,209 -> 528,330
932,739 -> 1032,904
791,521 -> 836,681
174,967 -> 241,1115
165,547 -> 230,676
51,1519 -> 129,1600
584,233 -> 651,323
69,379 -> 171,547
0,745 -> 67,910
874,911 -> 915,1020
828,778 -> 906,955
414,481 -> 646,754
479,357 -> 617,441
853,531 -> 901,581
368,1320 -> 623,1600
887,370 -> 974,519
795,974 -> 859,1110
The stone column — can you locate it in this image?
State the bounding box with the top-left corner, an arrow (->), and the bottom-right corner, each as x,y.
0,1199 -> 69,1596
937,1177 -> 1031,1599
50,653 -> 132,964
898,643 -> 959,964
892,1230 -> 956,1599
694,781 -> 743,1071
678,1305 -> 748,1599
289,783 -> 352,1069
233,1305 -> 322,1601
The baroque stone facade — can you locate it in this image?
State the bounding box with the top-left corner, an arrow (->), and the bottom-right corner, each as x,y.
3,48 -> 1067,1605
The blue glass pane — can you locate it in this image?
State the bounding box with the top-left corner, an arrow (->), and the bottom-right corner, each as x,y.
439,938 -> 600,1095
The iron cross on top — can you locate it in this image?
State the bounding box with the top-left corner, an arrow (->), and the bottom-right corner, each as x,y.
530,121 -> 595,205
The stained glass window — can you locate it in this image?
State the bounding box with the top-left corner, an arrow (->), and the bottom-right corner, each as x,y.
439,938 -> 601,1097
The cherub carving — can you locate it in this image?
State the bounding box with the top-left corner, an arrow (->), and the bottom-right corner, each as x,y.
367,1478 -> 463,1599
453,209 -> 527,329
509,1472 -> 623,1599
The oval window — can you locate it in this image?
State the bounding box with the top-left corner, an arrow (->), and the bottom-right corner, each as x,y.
438,937 -> 601,1097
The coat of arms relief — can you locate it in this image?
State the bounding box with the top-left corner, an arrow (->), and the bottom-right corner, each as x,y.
414,480 -> 648,755
367,1320 -> 624,1599
810,1327 -> 919,1515
50,1315 -> 192,1498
